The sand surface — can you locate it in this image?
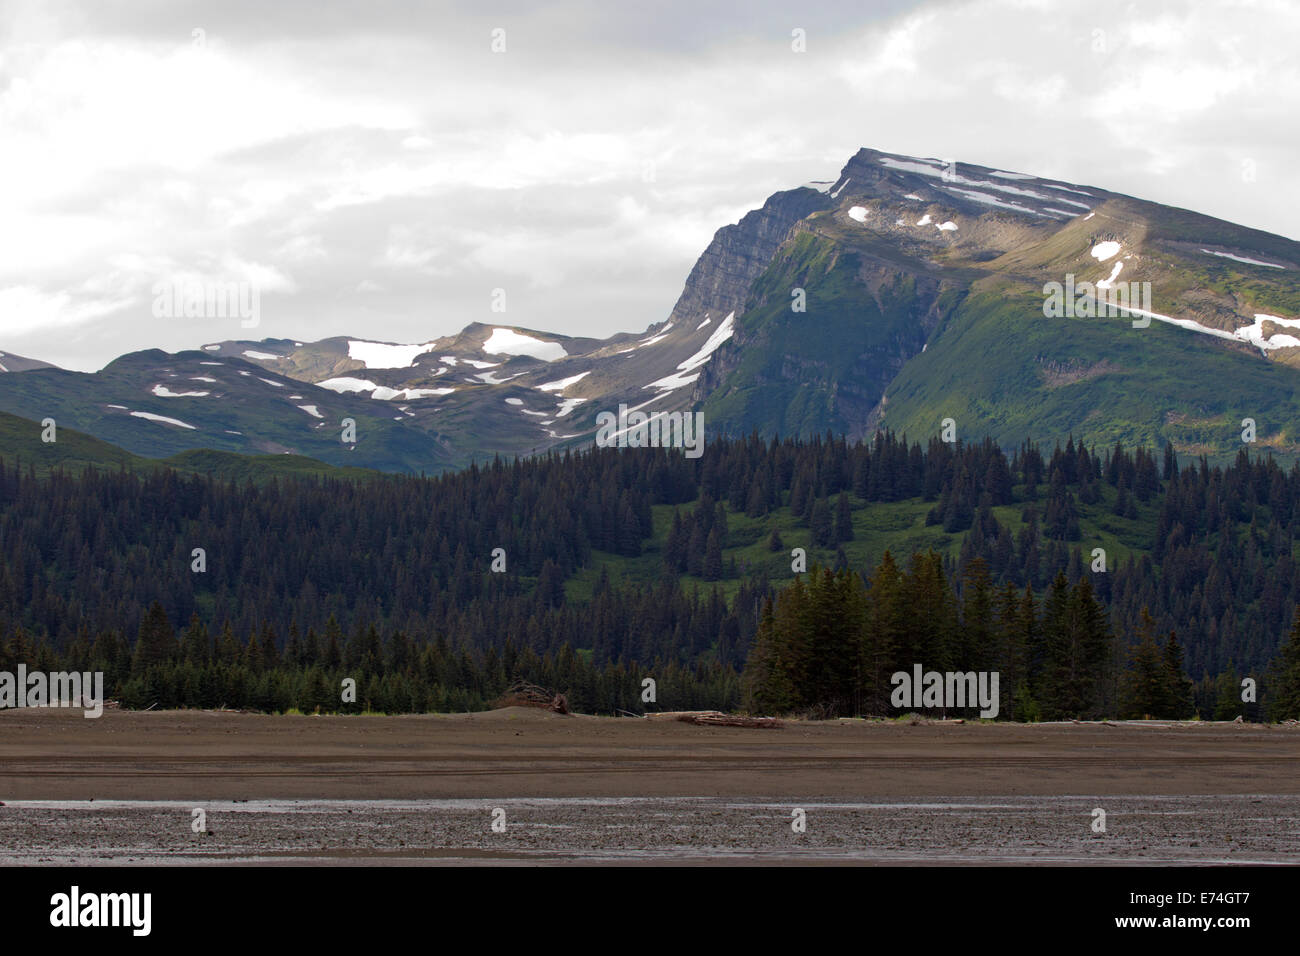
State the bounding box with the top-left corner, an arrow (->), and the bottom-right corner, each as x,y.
2,708 -> 1297,864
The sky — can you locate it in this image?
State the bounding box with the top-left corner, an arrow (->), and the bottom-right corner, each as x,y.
1,0 -> 1297,371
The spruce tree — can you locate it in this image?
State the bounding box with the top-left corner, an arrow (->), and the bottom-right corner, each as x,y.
702,528 -> 723,581
810,499 -> 834,547
132,601 -> 176,673
1161,630 -> 1195,719
1266,607 -> 1300,721
1212,666 -> 1243,720
1121,609 -> 1169,718
834,491 -> 854,542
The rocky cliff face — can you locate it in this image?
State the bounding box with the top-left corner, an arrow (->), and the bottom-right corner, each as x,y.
693,222 -> 959,439
665,187 -> 834,328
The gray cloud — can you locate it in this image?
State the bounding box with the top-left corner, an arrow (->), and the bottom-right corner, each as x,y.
1,0 -> 1296,370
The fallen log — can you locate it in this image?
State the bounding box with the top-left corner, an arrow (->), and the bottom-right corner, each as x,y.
643,710 -> 725,721
678,713 -> 783,729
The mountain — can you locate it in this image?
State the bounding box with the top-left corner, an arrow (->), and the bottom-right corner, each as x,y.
700,149 -> 1300,451
0,349 -> 54,373
2,147 -> 1298,470
0,409 -> 381,482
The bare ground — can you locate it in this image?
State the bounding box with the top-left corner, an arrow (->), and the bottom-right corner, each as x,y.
1,708 -> 1298,864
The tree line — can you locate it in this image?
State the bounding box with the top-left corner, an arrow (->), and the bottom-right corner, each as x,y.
4,430 -> 1300,716
746,555 -> 1300,720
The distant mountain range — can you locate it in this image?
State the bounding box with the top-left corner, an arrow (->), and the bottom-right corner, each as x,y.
3,147 -> 1298,472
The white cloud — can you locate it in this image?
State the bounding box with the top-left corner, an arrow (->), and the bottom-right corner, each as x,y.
1,0 -> 1296,371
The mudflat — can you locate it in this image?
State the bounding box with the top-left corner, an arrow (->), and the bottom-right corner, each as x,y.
3,709 -> 1297,864
2,707 -> 1298,801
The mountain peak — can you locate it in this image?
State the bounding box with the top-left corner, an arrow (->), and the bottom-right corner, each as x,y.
2,154 -> 1297,470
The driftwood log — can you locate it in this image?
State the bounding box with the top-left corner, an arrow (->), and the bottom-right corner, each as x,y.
643,710 -> 783,729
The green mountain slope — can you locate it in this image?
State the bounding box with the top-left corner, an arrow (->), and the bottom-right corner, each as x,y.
880,285 -> 1300,455
0,410 -> 380,482
694,150 -> 1300,462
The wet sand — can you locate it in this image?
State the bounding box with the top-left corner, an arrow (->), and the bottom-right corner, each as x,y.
2,708 -> 1298,864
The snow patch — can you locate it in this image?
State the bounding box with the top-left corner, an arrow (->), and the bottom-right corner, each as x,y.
555,398 -> 586,417
297,404 -> 324,418
877,157 -> 946,176
1098,301 -> 1300,352
190,376 -> 218,383
482,327 -> 567,361
475,369 -> 524,385
1097,261 -> 1124,290
319,377 -> 380,393
242,349 -> 277,360
936,220 -> 958,231
1091,241 -> 1122,262
538,370 -> 591,392
152,384 -> 209,398
636,323 -> 674,348
941,186 -> 1050,217
258,378 -> 284,388
131,411 -> 195,429
916,213 -> 933,226
647,311 -> 734,391
1045,196 -> 1090,210
1044,183 -> 1094,197
378,386 -> 456,400
347,340 -> 437,368
848,206 -> 868,222
882,156 -> 1090,216
1237,313 -> 1300,350
1201,249 -> 1285,269
505,398 -> 524,405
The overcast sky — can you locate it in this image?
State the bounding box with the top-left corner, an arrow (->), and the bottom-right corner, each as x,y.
2,0 -> 1297,371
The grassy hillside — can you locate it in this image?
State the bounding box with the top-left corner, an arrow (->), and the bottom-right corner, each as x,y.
878,285 -> 1300,459
0,410 -> 380,482
700,231 -> 958,439
567,475 -> 1161,606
